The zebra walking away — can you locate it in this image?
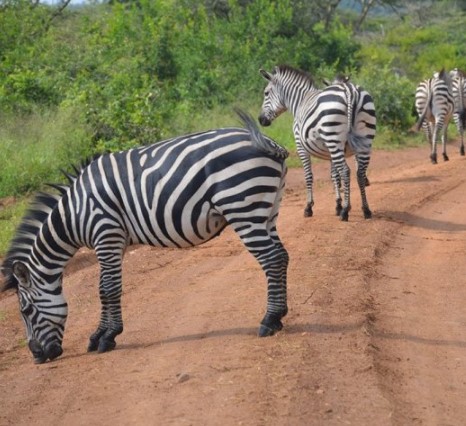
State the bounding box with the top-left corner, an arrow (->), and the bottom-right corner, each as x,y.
415,68 -> 454,164
258,65 -> 376,221
1,110 -> 289,364
449,68 -> 466,156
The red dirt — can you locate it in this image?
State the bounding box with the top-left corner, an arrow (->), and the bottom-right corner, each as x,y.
2,144 -> 466,425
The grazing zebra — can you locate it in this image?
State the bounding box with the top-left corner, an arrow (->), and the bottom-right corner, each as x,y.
258,65 -> 376,221
415,68 -> 454,163
1,111 -> 289,364
449,68 -> 466,156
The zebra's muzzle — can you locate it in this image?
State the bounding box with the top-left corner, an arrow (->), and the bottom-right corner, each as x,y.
258,114 -> 272,127
29,339 -> 63,364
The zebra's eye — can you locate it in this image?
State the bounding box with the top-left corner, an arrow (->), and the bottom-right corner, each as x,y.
264,90 -> 270,96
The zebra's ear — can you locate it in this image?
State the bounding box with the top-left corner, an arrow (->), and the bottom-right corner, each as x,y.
260,69 -> 272,81
12,261 -> 30,287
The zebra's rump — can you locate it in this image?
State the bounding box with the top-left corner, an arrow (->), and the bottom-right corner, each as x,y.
297,85 -> 375,159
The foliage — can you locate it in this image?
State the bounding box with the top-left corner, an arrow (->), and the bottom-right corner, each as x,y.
0,0 -> 465,202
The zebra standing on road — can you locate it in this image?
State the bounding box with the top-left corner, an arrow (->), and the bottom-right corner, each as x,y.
258,65 -> 376,221
1,111 -> 290,364
449,68 -> 466,156
415,68 -> 454,163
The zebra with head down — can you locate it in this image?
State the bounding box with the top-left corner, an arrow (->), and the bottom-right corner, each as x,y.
1,111 -> 289,364
258,65 -> 376,221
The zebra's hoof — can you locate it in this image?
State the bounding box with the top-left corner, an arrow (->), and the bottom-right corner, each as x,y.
258,312 -> 284,337
340,210 -> 349,221
258,321 -> 283,337
443,154 -> 449,161
363,208 -> 372,219
430,154 -> 438,164
335,204 -> 342,216
87,338 -> 99,352
365,177 -> 371,187
461,147 -> 465,156
304,206 -> 313,217
97,338 -> 117,353
258,324 -> 276,337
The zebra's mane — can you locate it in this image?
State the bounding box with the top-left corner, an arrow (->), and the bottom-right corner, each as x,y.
275,65 -> 315,86
1,156 -> 99,291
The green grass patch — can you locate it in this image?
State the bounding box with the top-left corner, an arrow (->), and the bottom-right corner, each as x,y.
0,106 -> 93,198
0,198 -> 29,256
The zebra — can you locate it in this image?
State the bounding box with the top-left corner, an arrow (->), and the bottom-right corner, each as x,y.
1,110 -> 290,364
414,68 -> 454,164
449,68 -> 466,156
258,65 -> 376,221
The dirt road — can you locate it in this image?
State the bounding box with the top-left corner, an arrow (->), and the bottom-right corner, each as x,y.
1,144 -> 466,425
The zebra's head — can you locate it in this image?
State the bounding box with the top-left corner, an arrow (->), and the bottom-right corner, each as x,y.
258,67 -> 287,127
10,260 -> 68,364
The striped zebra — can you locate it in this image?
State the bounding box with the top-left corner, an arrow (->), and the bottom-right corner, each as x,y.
1,111 -> 289,364
258,65 -> 376,221
449,68 -> 466,156
414,68 -> 454,163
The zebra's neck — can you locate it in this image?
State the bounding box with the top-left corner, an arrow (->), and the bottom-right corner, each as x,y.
282,80 -> 317,117
29,202 -> 80,280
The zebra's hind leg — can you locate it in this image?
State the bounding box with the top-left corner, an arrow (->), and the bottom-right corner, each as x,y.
355,154 -> 372,219
441,125 -> 449,161
330,162 -> 342,216
297,144 -> 315,217
256,240 -> 289,337
229,221 -> 289,337
333,157 -> 351,221
88,243 -> 125,353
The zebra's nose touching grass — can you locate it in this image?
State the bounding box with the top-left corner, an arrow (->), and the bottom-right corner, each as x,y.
258,114 -> 272,127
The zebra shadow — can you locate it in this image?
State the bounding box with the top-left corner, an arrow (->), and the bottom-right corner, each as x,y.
375,210 -> 466,232
372,175 -> 440,185
115,321 -> 366,350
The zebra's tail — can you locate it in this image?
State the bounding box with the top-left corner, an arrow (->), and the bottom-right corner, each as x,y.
234,108 -> 289,160
460,108 -> 466,128
414,90 -> 432,132
343,84 -> 372,155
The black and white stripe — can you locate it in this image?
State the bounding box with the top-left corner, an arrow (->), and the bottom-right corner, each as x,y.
449,68 -> 466,156
415,69 -> 454,163
1,111 -> 289,364
258,65 -> 376,221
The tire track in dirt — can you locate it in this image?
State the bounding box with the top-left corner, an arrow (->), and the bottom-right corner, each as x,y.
369,167 -> 466,425
1,146 -> 466,425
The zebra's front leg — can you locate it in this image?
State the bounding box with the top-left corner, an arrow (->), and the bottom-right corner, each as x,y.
330,162 -> 342,216
297,145 -> 314,217
88,247 -> 125,353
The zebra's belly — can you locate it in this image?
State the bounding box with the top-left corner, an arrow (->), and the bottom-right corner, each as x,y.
303,140 -> 353,161
129,204 -> 228,248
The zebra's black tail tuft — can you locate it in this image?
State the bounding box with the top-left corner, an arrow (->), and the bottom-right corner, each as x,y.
234,108 -> 289,160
